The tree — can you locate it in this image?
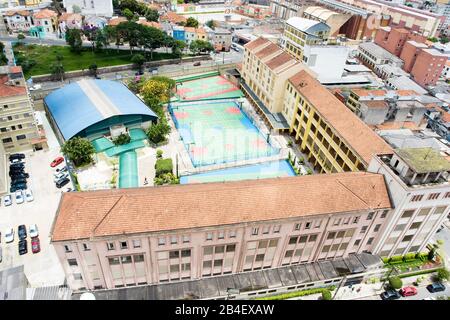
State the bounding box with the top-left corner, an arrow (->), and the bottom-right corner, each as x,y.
50,61 -> 65,81
17,33 -> 25,43
185,17 -> 199,28
436,268 -> 450,282
131,53 -> 146,71
112,133 -> 131,145
190,40 -> 214,55
0,41 -> 7,66
95,29 -> 108,50
116,21 -> 142,53
141,79 -> 171,114
388,276 -> 403,289
440,37 -> 449,44
65,29 -> 83,53
61,137 -> 95,167
123,8 -> 135,21
146,120 -> 171,144
89,63 -> 98,77
83,25 -> 99,51
140,26 -> 164,59
205,20 -> 215,30
321,290 -> 332,300
171,40 -> 186,62
145,9 -> 159,22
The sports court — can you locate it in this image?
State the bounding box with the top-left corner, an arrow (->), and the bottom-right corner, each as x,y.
170,100 -> 279,167
180,160 -> 295,184
176,75 -> 242,101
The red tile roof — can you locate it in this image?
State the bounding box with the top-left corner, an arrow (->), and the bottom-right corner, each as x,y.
33,9 -> 57,19
51,173 -> 391,241
0,75 -> 26,98
289,71 -> 393,165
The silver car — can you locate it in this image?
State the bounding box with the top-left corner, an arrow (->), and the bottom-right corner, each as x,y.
15,190 -> 24,204
3,194 -> 12,206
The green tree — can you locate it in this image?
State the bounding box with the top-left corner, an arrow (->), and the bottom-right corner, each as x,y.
113,133 -> 131,145
436,268 -> 450,282
123,8 -> 135,21
322,290 -> 332,300
65,29 -> 83,53
145,9 -> 159,22
140,26 -> 164,59
440,37 -> 449,44
388,276 -> 403,289
428,37 -> 438,43
141,79 -> 171,113
205,20 -> 215,30
61,137 -> 95,167
0,41 -> 7,65
185,17 -> 199,28
171,40 -> 186,62
146,119 -> 171,144
50,61 -> 65,81
190,39 -> 213,55
116,21 -> 142,53
131,53 -> 146,71
95,29 -> 108,50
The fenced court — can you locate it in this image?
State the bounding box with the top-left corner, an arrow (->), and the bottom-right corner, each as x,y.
175,75 -> 243,101
170,100 -> 279,167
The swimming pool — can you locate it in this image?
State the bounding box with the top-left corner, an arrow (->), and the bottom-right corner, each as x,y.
170,100 -> 279,167
180,160 -> 296,184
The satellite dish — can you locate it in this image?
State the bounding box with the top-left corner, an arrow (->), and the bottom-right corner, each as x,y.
79,292 -> 96,300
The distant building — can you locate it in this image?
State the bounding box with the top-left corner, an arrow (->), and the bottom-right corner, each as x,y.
357,42 -> 404,72
30,8 -> 57,38
211,28 -> 232,52
58,12 -> 82,38
374,27 -> 426,57
63,0 -> 113,17
400,40 -> 429,73
0,66 -> 45,152
3,9 -> 32,32
0,142 -> 6,194
410,48 -> 447,88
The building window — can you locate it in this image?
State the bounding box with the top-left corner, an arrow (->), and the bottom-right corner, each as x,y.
353,216 -> 360,224
171,236 -> 177,244
120,241 -> 128,249
380,210 -> 388,218
273,225 -> 281,233
218,231 -> 225,239
410,194 -> 424,202
82,243 -> 90,251
64,245 -> 72,253
305,222 -> 311,229
401,210 -> 415,218
206,233 -> 213,241
262,226 -> 270,234
374,224 -> 381,232
367,237 -> 374,245
354,239 -> 361,246
158,238 -> 166,246
182,235 -> 190,243
73,273 -> 83,281
433,206 -> 447,215
133,239 -> 141,248
229,230 -> 236,238
67,258 -> 78,266
410,222 -> 422,230
360,226 -> 368,234
327,232 -> 336,240
444,192 -> 450,199
427,193 -> 440,200
16,134 -> 26,140
367,212 -> 374,220
107,242 -> 115,250
294,223 -> 301,231
402,235 -> 413,242
333,218 -> 341,226
252,227 -> 259,235
181,249 -> 191,257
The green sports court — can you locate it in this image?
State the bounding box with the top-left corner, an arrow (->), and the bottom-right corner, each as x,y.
175,75 -> 243,101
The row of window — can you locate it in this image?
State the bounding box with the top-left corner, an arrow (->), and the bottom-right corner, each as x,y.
410,192 -> 450,202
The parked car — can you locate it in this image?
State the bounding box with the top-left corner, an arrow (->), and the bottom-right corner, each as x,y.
29,84 -> 42,91
3,194 -> 12,206
50,156 -> 64,168
24,189 -> 33,202
18,240 -> 27,255
56,177 -> 70,189
8,153 -> 25,161
380,289 -> 401,300
193,61 -> 201,66
400,286 -> 417,297
55,166 -> 68,173
10,158 -> 23,164
31,237 -> 40,254
18,225 -> 27,240
29,224 -> 38,238
427,282 -> 446,293
15,190 -> 24,204
4,227 -> 14,243
54,172 -> 69,182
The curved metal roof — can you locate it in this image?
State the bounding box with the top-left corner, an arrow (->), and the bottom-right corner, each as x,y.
44,79 -> 158,140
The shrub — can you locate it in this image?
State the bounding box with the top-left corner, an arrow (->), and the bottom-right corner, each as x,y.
322,290 -> 332,300
146,120 -> 171,144
154,172 -> 179,185
404,253 -> 416,262
112,133 -> 131,145
306,168 -> 313,175
382,257 -> 390,264
298,157 -> 304,164
389,255 -> 404,264
436,268 -> 450,282
155,158 -> 173,177
156,149 -> 163,158
256,286 -> 335,301
388,276 -> 403,289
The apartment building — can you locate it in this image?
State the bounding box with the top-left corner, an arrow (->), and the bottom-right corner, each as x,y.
357,42 -> 404,71
281,17 -> 330,62
345,89 -> 426,126
0,142 -> 6,195
50,173 -> 392,291
399,40 -> 429,73
3,9 -> 32,32
369,148 -> 450,257
241,37 -> 310,131
30,8 -> 57,38
282,70 -> 392,173
410,48 -> 447,88
374,27 -> 427,58
0,66 -> 44,152
211,28 -> 232,52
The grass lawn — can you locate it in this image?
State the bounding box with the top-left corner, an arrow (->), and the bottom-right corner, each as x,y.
13,44 -> 177,78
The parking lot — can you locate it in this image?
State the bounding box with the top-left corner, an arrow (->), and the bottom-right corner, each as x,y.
0,147 -> 68,287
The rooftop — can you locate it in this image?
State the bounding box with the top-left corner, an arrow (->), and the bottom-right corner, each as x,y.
285,17 -> 328,33
396,148 -> 450,173
33,9 -> 57,19
51,173 -> 391,242
359,42 -> 403,63
289,71 -> 393,165
387,75 -> 427,95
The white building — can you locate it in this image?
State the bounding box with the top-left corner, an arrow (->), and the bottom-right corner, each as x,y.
368,148 -> 450,257
302,44 -> 350,82
63,0 -> 113,17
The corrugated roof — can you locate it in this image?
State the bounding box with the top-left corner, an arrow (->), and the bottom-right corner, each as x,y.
285,17 -> 324,33
51,173 -> 391,241
289,71 -> 393,165
44,80 -> 157,140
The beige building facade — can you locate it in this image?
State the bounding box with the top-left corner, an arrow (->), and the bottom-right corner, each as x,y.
0,66 -> 44,152
51,173 -> 392,291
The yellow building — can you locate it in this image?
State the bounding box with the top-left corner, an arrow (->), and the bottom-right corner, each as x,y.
0,66 -> 44,152
282,17 -> 330,62
283,70 -> 392,173
241,37 -> 312,131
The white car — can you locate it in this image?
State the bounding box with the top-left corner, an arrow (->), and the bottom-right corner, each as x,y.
24,189 -> 34,202
54,172 -> 68,183
15,190 -> 24,204
29,84 -> 41,91
29,224 -> 38,238
3,194 -> 12,206
4,228 -> 14,243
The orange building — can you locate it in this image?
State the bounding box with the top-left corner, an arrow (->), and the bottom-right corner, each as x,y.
410,48 -> 447,88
